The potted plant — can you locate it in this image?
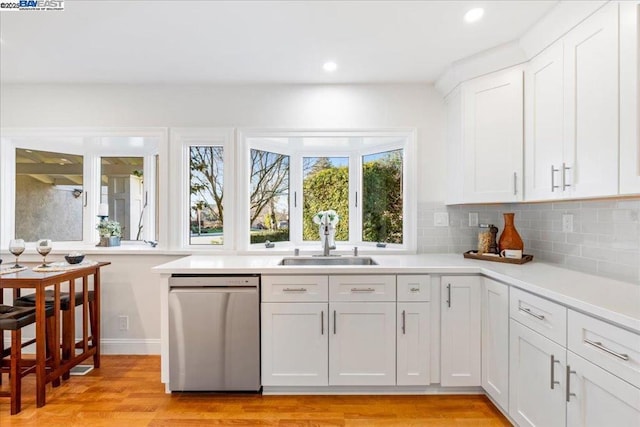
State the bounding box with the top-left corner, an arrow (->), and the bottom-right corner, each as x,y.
96,220 -> 122,247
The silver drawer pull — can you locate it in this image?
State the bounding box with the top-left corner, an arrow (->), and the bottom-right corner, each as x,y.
550,355 -> 560,390
283,287 -> 307,292
584,339 -> 630,361
519,306 -> 545,320
410,287 -> 420,292
566,366 -> 576,402
350,288 -> 375,293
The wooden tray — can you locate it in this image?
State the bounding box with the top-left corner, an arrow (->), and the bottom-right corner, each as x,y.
463,250 -> 533,265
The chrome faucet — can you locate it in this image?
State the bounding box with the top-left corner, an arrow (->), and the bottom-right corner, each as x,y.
323,225 -> 331,256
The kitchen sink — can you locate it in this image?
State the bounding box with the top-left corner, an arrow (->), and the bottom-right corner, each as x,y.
278,256 -> 378,266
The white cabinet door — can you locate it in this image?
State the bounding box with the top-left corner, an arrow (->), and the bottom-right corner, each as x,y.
261,303 -> 328,386
620,1 -> 640,194
567,351 -> 640,427
440,276 -> 481,387
462,67 -> 524,203
329,302 -> 396,386
509,320 -> 566,427
482,278 -> 509,410
397,302 -> 430,386
524,42 -> 565,201
563,2 -> 619,198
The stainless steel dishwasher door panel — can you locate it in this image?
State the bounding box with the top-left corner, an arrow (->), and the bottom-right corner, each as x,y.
168,286 -> 260,391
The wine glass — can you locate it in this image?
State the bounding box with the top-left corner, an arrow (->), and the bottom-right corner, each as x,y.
9,239 -> 25,268
36,239 -> 52,267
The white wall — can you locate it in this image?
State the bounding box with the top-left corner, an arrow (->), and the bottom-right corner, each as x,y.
0,83 -> 445,354
0,83 -> 446,202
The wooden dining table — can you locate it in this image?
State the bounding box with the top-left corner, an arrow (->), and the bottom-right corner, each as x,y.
0,261 -> 110,407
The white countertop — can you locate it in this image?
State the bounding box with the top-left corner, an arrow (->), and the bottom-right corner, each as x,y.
152,254 -> 640,333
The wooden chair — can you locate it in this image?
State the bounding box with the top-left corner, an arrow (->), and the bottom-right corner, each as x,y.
0,304 -> 56,415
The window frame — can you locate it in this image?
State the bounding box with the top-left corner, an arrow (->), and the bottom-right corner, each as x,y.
0,127 -> 167,250
238,129 -> 417,253
170,128 -> 235,251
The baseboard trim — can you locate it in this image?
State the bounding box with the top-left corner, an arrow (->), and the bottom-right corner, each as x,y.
100,338 -> 161,355
4,337 -> 161,355
262,385 -> 484,395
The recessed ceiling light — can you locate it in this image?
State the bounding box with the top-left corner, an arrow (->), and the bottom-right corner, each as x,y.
464,8 -> 484,23
323,61 -> 338,72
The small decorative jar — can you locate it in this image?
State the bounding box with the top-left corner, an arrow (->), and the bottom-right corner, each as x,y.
498,213 -> 523,252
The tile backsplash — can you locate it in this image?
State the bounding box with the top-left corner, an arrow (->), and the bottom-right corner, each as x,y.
417,198 -> 640,284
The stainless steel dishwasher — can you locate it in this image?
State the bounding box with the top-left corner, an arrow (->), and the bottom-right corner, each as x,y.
168,274 -> 260,391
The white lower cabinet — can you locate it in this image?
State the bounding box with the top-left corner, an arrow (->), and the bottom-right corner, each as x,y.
329,302 -> 396,386
261,302 -> 328,386
509,320 -> 566,427
481,278 -> 509,410
441,276 -> 481,387
397,302 -> 430,386
566,351 -> 640,427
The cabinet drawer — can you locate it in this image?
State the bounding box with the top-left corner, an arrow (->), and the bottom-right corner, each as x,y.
329,275 -> 396,302
262,275 -> 328,302
397,275 -> 430,302
568,310 -> 640,388
510,287 -> 567,346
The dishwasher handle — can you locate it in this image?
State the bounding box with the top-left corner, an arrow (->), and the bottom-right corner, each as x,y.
169,286 -> 257,293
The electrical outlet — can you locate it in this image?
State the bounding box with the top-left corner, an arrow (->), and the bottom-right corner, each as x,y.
434,212 -> 449,227
469,212 -> 479,227
118,315 -> 129,331
562,214 -> 574,233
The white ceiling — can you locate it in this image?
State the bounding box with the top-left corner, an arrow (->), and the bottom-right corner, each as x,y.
0,0 -> 557,84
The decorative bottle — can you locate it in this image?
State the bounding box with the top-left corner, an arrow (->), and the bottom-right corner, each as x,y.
498,213 -> 523,252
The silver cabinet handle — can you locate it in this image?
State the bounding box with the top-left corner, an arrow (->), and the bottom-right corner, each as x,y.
551,165 -> 560,192
513,172 -> 518,195
283,287 -> 307,292
350,288 -> 375,293
410,287 -> 420,293
83,191 -> 88,207
550,355 -> 560,389
321,310 -> 324,335
446,284 -> 451,308
562,162 -> 571,191
333,310 -> 336,334
584,339 -> 630,361
519,306 -> 545,320
402,310 -> 406,335
566,366 -> 576,402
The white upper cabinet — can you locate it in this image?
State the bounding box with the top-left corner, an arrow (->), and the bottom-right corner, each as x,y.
563,2 -> 619,198
525,2 -> 620,201
524,42 -> 565,201
620,1 -> 640,194
462,67 -> 524,203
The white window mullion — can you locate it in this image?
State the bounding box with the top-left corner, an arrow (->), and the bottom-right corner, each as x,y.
350,153 -> 362,245
83,145 -> 101,246
289,153 -> 303,247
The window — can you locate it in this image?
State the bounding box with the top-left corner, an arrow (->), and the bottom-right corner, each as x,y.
240,131 -> 416,251
362,149 -> 403,244
0,129 -> 164,249
250,149 -> 290,244
172,128 -> 234,249
303,156 -> 349,242
189,146 -> 224,245
100,157 -> 145,241
15,148 -> 84,242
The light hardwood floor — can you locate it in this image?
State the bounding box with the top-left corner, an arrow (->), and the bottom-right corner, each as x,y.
0,356 -> 511,426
